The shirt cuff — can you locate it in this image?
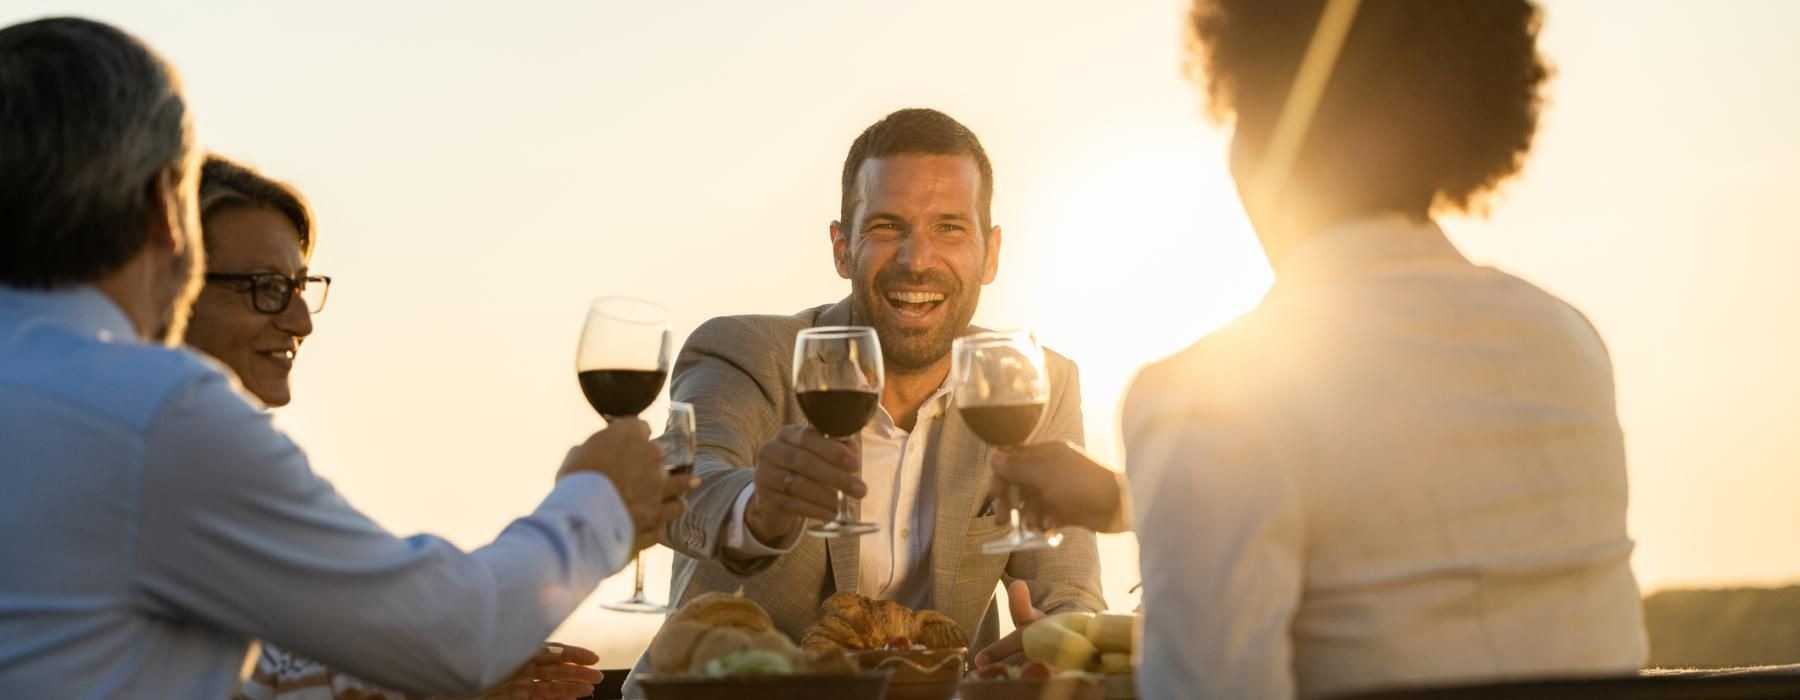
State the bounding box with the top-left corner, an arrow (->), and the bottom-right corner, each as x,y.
540,472 -> 637,575
724,483 -> 801,557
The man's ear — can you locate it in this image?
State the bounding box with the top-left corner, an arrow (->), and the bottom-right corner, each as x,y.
981,225 -> 1002,285
146,166 -> 191,255
831,221 -> 852,280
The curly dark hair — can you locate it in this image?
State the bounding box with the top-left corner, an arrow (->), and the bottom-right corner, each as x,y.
1188,0 -> 1551,215
199,154 -> 315,261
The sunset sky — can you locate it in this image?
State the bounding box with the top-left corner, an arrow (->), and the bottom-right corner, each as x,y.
9,0 -> 1797,664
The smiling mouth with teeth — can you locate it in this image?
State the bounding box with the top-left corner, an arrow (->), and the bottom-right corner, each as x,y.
886,290 -> 947,317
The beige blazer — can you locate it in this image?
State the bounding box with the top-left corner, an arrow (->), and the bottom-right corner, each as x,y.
629,299 -> 1103,684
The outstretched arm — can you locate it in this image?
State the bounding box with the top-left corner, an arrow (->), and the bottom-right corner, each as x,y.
136,373 -> 640,697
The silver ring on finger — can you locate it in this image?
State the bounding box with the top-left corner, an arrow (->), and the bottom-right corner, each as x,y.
780,471 -> 797,495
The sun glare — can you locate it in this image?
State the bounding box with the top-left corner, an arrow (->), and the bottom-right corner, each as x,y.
971,134 -> 1278,616
986,133 -> 1272,465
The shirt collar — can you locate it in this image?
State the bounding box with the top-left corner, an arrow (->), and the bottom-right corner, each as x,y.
920,377 -> 955,419
0,284 -> 140,344
870,374 -> 956,435
1273,214 -> 1469,291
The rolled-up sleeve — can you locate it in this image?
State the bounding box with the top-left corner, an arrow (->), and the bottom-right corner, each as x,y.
131,372 -> 634,696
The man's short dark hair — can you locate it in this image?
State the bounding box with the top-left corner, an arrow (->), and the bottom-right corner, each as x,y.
1188,0 -> 1551,214
0,17 -> 194,289
840,108 -> 996,232
200,155 -> 316,261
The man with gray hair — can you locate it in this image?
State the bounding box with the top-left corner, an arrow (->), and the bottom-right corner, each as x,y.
0,17 -> 683,697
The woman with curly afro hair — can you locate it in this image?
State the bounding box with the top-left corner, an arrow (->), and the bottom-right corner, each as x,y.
989,1 -> 1648,698
1140,1 -> 1647,696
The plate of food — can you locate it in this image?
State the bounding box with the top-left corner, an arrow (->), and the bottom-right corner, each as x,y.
802,592 -> 970,700
964,610 -> 1138,700
961,662 -> 1105,700
637,591 -> 889,700
854,642 -> 965,700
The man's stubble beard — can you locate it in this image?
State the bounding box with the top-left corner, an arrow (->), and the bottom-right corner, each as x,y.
849,261 -> 981,374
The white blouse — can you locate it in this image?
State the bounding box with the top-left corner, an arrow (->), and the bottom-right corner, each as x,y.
1125,216 -> 1647,699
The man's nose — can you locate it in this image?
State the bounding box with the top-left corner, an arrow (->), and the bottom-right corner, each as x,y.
896,231 -> 940,272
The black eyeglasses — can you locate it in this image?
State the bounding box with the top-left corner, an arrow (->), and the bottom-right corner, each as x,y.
204,272 -> 332,315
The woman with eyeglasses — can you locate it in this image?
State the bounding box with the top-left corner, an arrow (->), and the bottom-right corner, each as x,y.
185,155 -> 327,409
188,155 -> 603,700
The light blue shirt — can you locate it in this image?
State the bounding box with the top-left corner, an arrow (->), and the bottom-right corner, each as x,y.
0,285 -> 637,698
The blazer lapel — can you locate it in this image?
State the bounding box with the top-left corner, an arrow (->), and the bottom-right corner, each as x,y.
817,298 -> 860,594
929,408 -> 988,616
826,500 -> 862,594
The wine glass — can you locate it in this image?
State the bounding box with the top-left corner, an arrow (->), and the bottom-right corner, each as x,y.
576,297 -> 671,421
576,297 -> 673,614
793,326 -> 884,539
600,401 -> 695,615
951,329 -> 1062,554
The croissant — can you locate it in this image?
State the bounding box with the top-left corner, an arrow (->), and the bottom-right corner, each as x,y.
799,591 -> 970,652
800,613 -> 864,653
911,610 -> 970,649
866,598 -> 918,646
817,590 -> 865,621
802,592 -> 882,652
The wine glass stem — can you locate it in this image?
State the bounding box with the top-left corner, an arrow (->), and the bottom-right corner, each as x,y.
835,434 -> 858,522
1008,483 -> 1026,533
630,553 -> 646,597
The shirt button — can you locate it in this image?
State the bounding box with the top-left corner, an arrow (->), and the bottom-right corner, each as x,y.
901,528 -> 911,539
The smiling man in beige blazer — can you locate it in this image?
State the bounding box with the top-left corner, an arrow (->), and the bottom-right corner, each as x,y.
625,109 -> 1103,690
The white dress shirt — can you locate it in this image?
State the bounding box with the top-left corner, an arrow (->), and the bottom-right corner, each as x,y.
725,383 -> 953,608
0,285 -> 637,699
1124,217 -> 1647,699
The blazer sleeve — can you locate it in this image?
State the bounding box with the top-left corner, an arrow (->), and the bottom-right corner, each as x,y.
1004,357 -> 1106,615
662,316 -> 787,575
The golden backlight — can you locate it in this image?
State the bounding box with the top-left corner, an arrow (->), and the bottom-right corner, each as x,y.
7,0 -> 1797,668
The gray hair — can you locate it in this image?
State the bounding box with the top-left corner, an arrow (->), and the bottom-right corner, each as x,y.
0,17 -> 196,289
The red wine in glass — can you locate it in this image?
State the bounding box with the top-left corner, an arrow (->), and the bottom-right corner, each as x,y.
578,297 -> 673,614
958,402 -> 1045,448
578,369 -> 668,420
796,389 -> 880,438
951,330 -> 1061,554
793,326 -> 884,539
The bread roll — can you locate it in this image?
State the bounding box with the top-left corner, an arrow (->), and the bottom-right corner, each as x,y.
685,626 -> 754,675
670,591 -> 775,632
649,619 -> 713,674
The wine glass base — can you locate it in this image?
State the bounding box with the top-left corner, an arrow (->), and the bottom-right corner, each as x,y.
982,529 -> 1063,555
601,596 -> 672,615
806,519 -> 882,538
